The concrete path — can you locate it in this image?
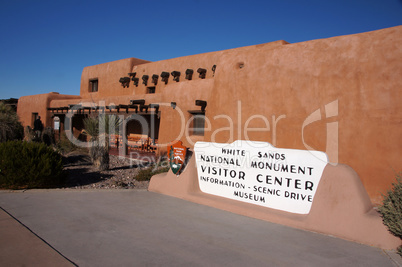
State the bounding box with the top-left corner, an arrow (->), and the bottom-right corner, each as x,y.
0,190 -> 400,267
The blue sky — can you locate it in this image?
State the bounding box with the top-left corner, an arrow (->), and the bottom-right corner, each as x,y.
0,0 -> 401,100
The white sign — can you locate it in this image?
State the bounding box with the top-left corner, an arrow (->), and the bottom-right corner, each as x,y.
54,117 -> 60,130
194,140 -> 328,214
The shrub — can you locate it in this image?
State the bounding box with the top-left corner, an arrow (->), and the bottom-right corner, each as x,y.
378,172 -> 402,256
24,125 -> 36,142
0,102 -> 23,142
82,114 -> 122,142
135,161 -> 170,181
0,141 -> 66,189
56,132 -> 80,154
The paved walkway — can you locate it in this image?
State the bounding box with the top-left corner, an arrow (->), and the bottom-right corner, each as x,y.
0,190 -> 401,266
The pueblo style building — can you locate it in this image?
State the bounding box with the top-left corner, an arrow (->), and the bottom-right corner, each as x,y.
17,26 -> 401,248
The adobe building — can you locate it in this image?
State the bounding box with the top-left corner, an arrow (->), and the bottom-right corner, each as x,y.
17,26 -> 401,249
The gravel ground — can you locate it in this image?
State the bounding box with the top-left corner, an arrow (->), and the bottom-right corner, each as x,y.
63,151 -> 153,190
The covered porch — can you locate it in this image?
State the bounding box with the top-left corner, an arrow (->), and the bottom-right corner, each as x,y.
48,99 -> 161,157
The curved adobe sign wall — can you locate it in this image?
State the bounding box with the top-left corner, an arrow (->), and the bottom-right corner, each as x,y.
194,140 -> 328,214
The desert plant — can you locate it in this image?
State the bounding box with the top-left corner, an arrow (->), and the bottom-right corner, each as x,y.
41,126 -> 55,145
82,115 -> 100,141
89,142 -> 109,170
82,114 -> 122,142
378,172 -> 402,256
82,114 -> 122,171
0,141 -> 65,189
23,126 -> 36,142
56,131 -> 81,154
135,160 -> 170,181
0,102 -> 23,142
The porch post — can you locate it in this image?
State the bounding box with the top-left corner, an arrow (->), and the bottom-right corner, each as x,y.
121,116 -> 128,156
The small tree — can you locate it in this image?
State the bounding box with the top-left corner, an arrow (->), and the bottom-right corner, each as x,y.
378,172 -> 402,256
82,114 -> 122,171
0,102 -> 23,142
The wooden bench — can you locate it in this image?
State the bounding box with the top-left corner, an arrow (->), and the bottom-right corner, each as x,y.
127,134 -> 149,151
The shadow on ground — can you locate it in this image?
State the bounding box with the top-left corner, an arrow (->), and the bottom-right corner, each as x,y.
61,152 -> 149,189
63,153 -> 113,187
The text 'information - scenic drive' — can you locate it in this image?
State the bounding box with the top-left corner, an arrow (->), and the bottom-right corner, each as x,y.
194,140 -> 328,214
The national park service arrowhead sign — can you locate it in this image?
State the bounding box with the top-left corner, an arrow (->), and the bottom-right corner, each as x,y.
168,141 -> 187,175
194,140 -> 328,214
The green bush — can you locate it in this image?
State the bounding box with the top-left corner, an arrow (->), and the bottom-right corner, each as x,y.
378,172 -> 402,256
0,102 -> 23,142
135,161 -> 170,181
0,141 -> 66,189
56,132 -> 79,154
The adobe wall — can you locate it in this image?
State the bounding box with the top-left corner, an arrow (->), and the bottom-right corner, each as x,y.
205,25 -> 402,204
79,57 -> 150,99
17,93 -> 81,128
71,49 -> 226,153
149,26 -> 402,249
117,41 -> 289,152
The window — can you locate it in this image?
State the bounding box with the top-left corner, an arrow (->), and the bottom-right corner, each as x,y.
189,112 -> 205,136
89,79 -> 98,92
147,86 -> 156,94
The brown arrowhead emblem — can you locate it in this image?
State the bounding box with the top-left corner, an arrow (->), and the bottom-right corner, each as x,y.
168,141 -> 187,175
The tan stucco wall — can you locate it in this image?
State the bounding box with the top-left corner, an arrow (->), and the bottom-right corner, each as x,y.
148,26 -> 402,249
17,93 -> 81,128
204,26 -> 401,204
79,57 -> 150,99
